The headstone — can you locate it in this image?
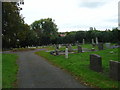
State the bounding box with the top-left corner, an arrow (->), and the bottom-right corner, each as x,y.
76,41 -> 79,46
68,44 -> 73,52
83,39 -> 85,44
59,44 -> 61,48
109,60 -> 120,81
105,43 -> 111,49
96,37 -> 98,45
92,39 -> 95,45
92,39 -> 96,47
55,49 -> 59,55
78,45 -> 82,53
65,48 -> 68,58
98,43 -> 104,50
55,44 -> 59,55
56,44 -> 59,49
90,54 -> 102,72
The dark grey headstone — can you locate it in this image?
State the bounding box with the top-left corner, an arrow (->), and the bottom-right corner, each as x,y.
109,60 -> 120,81
98,43 -> 104,50
90,54 -> 102,72
78,45 -> 82,53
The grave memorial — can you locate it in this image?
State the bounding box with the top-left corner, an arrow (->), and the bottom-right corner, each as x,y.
92,39 -> 95,47
83,39 -> 85,45
68,44 -> 73,52
98,43 -> 104,50
105,43 -> 111,49
90,54 -> 102,72
96,37 -> 98,45
77,45 -> 82,53
65,48 -> 68,58
109,60 -> 120,81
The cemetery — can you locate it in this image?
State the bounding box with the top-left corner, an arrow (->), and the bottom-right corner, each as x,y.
35,43 -> 120,88
1,1 -> 120,89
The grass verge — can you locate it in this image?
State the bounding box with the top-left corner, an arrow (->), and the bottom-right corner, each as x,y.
35,48 -> 119,88
2,53 -> 18,88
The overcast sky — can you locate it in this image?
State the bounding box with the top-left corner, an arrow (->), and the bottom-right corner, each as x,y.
20,0 -> 119,32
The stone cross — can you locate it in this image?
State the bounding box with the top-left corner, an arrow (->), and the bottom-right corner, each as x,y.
96,37 -> 98,45
65,48 -> 68,58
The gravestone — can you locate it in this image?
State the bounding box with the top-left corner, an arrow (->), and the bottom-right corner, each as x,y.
105,43 -> 111,49
109,60 -> 120,81
78,45 -> 82,53
56,44 -> 59,49
65,48 -> 68,58
58,44 -> 61,49
55,44 -> 59,55
98,43 -> 104,50
92,39 -> 95,47
92,39 -> 95,45
90,54 -> 102,72
96,37 -> 98,45
83,39 -> 85,44
68,44 -> 73,52
76,41 -> 79,46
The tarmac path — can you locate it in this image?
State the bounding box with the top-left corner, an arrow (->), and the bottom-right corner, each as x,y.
15,49 -> 87,88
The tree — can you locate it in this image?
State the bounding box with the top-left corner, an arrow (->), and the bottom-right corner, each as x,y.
31,18 -> 58,45
2,2 -> 25,49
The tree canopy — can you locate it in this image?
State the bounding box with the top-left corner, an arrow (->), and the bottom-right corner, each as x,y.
30,18 -> 58,45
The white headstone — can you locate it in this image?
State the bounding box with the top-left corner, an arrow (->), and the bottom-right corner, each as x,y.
65,48 -> 68,58
83,39 -> 85,44
59,44 -> 61,48
96,37 -> 98,45
92,39 -> 95,44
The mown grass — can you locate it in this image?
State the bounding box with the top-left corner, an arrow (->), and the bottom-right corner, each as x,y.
35,47 -> 120,88
2,53 -> 18,88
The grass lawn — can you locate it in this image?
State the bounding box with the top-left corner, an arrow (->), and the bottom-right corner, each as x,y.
35,47 -> 120,88
2,53 -> 18,88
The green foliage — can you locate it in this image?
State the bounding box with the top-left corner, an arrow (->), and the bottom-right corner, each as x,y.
2,2 -> 29,49
57,28 -> 120,44
2,54 -> 18,88
31,18 -> 58,45
35,48 -> 119,88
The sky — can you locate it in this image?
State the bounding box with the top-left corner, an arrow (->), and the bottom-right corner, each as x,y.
20,0 -> 119,32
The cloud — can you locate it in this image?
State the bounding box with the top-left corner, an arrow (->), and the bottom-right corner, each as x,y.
79,2 -> 105,8
75,0 -> 110,8
20,0 -> 119,32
